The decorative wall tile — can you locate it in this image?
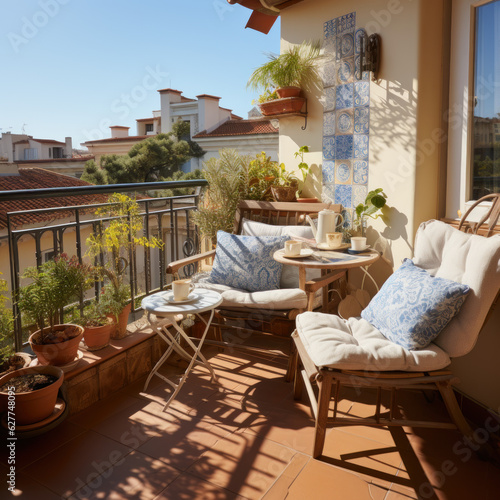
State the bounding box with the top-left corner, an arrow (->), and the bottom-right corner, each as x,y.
322,160 -> 335,183
339,12 -> 356,33
353,160 -> 368,185
322,60 -> 337,88
336,57 -> 354,85
322,183 -> 336,204
323,136 -> 336,160
324,87 -> 336,111
353,185 -> 367,207
354,106 -> 370,135
335,135 -> 353,160
336,109 -> 354,135
324,19 -> 337,39
335,184 -> 352,208
355,28 -> 366,54
322,11 -> 369,211
338,32 -> 354,60
323,111 -> 336,136
354,81 -> 369,107
335,160 -> 352,184
336,83 -> 353,110
354,134 -> 369,159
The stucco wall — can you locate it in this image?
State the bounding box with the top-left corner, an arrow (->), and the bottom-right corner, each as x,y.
280,0 -> 448,269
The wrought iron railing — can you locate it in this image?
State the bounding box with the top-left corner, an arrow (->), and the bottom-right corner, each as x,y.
0,180 -> 208,350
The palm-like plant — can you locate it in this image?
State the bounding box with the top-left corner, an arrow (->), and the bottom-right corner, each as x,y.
247,40 -> 322,94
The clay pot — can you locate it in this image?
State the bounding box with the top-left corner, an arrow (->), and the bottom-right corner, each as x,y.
29,324 -> 84,366
259,97 -> 306,116
108,303 -> 131,340
83,320 -> 114,351
0,365 -> 64,425
271,185 -> 297,202
276,86 -> 302,98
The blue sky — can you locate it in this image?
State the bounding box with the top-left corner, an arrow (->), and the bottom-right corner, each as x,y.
0,0 -> 280,148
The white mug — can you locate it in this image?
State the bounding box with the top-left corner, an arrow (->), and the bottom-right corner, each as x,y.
285,240 -> 302,256
172,279 -> 195,301
325,232 -> 343,249
351,236 -> 368,251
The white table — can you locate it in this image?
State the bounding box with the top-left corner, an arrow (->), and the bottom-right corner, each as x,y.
141,288 -> 223,411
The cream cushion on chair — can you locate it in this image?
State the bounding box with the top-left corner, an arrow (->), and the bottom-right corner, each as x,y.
296,312 -> 451,372
194,281 -> 308,310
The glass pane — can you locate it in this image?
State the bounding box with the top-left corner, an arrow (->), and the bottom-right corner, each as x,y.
472,0 -> 500,199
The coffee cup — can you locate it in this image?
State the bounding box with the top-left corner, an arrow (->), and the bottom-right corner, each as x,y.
325,232 -> 343,249
351,236 -> 368,251
172,279 -> 195,301
285,240 -> 302,256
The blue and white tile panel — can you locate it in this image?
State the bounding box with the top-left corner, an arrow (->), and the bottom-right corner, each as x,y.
322,12 -> 370,210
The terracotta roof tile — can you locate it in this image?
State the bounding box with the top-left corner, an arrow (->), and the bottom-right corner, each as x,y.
83,135 -> 149,145
32,138 -> 66,145
193,119 -> 278,138
0,167 -> 107,229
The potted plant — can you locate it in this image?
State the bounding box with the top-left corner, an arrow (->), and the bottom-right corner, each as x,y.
0,274 -> 31,376
347,188 -> 387,239
294,145 -> 319,203
271,163 -> 299,202
18,254 -> 93,366
86,194 -> 163,339
247,41 -> 322,115
247,152 -> 280,201
0,364 -> 64,426
74,301 -> 114,351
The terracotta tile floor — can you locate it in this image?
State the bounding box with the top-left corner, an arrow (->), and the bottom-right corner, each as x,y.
4,344 -> 500,499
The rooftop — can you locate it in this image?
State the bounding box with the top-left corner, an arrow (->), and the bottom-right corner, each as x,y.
193,119 -> 278,138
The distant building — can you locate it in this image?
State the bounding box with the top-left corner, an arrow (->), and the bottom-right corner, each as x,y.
0,132 -> 91,177
82,88 -> 279,170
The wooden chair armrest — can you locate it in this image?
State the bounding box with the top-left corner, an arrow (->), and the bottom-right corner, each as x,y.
304,270 -> 346,294
166,249 -> 216,275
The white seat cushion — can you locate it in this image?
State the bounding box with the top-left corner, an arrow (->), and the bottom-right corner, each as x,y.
194,282 -> 307,310
296,311 -> 451,372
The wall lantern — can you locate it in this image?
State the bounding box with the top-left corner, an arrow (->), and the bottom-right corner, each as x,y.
359,33 -> 381,81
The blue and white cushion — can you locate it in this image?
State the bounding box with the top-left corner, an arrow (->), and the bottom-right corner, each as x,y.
209,231 -> 289,293
361,259 -> 470,350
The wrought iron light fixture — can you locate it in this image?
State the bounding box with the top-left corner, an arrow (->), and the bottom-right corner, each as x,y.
359,33 -> 381,81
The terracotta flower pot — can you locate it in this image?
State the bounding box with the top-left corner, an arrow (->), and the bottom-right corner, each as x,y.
108,303 -> 131,340
0,365 -> 63,425
29,324 -> 84,366
276,86 -> 302,98
83,320 -> 114,351
259,97 -> 306,116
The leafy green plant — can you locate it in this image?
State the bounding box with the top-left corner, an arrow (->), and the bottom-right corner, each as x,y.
18,254 -> 94,341
294,145 -> 311,195
248,152 -> 279,200
0,274 -> 14,364
72,301 -> 109,328
193,149 -> 251,241
275,162 -> 299,188
252,88 -> 279,105
247,41 -> 322,93
353,188 -> 387,235
86,194 -> 163,312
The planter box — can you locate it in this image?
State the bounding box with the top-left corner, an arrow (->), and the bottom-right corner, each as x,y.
259,97 -> 306,116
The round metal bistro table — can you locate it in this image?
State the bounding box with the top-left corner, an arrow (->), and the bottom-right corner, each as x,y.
141,288 -> 223,411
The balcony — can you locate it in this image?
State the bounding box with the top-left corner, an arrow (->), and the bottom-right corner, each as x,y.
0,182 -> 499,499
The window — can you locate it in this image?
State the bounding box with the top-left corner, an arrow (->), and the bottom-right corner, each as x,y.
43,249 -> 56,262
52,147 -> 63,158
23,148 -> 38,160
145,123 -> 154,133
471,0 -> 500,199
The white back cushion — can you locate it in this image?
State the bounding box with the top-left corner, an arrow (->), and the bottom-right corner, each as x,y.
413,220 -> 500,357
241,219 -> 320,288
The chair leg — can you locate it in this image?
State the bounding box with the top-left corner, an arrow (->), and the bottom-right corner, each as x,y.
313,374 -> 332,459
285,342 -> 297,383
436,381 -> 474,439
293,358 -> 303,401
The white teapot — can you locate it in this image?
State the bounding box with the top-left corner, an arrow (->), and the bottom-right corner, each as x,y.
306,209 -> 344,245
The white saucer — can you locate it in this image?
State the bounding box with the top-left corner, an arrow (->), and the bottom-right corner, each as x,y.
284,248 -> 314,259
348,246 -> 371,255
317,242 -> 350,251
164,292 -> 199,304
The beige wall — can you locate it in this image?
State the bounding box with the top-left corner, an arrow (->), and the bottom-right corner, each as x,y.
280,0 -> 448,269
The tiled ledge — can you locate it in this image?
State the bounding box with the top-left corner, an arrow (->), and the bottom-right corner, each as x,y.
61,313 -> 169,416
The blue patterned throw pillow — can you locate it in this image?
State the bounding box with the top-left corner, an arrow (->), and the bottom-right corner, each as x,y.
361,259 -> 470,350
209,231 -> 290,292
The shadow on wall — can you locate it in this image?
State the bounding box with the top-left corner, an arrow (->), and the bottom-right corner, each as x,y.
303,163 -> 322,198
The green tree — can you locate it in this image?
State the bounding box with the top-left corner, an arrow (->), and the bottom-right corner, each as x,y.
81,130 -> 206,185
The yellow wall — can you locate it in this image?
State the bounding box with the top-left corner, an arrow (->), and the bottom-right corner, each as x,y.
280,0 -> 448,268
